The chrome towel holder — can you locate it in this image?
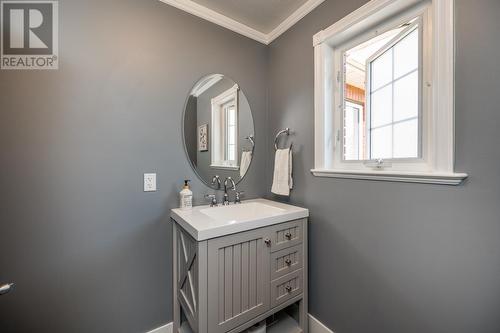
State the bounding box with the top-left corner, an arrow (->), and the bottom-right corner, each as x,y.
274,128 -> 293,150
244,134 -> 255,152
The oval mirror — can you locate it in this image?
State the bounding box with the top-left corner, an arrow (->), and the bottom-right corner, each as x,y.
183,74 -> 255,187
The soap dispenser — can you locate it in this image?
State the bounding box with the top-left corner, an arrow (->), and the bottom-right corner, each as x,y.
179,180 -> 193,210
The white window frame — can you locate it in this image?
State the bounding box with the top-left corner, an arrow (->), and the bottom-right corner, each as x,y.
210,84 -> 239,170
312,0 -> 467,185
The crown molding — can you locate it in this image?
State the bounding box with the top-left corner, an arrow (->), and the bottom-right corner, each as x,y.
158,0 -> 267,43
191,74 -> 223,97
158,0 -> 325,45
267,0 -> 325,43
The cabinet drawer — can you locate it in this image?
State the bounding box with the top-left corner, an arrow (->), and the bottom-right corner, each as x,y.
269,219 -> 303,252
270,269 -> 303,308
270,245 -> 303,280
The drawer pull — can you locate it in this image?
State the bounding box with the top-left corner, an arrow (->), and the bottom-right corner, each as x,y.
285,232 -> 292,240
285,258 -> 292,266
285,285 -> 292,293
264,238 -> 271,246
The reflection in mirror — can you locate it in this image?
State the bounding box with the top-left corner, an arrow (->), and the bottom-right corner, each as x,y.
343,17 -> 421,161
183,74 -> 255,187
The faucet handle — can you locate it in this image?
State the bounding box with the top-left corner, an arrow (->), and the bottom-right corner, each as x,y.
234,191 -> 245,204
205,194 -> 218,207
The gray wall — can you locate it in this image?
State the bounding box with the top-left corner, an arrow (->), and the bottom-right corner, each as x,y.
0,0 -> 268,332
267,0 -> 500,332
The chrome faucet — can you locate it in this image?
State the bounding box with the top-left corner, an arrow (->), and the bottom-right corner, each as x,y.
223,177 -> 236,205
205,194 -> 218,207
211,175 -> 221,190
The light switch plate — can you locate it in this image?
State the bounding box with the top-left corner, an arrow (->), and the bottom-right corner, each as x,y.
144,173 -> 157,192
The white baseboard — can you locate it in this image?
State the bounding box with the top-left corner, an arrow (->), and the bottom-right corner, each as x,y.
309,314 -> 334,333
148,315 -> 332,333
146,322 -> 172,333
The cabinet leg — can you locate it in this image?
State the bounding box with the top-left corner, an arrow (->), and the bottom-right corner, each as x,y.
299,297 -> 308,333
300,218 -> 309,333
173,222 -> 180,333
173,299 -> 181,333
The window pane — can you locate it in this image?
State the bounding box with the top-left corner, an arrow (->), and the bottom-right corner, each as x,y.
228,145 -> 235,161
341,18 -> 421,162
344,104 -> 361,160
228,107 -> 236,125
228,126 -> 236,145
371,50 -> 393,90
394,71 -> 418,121
371,126 -> 392,159
393,119 -> 418,158
394,29 -> 419,79
371,85 -> 392,128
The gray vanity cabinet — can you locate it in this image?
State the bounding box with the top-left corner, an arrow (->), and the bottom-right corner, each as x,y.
172,218 -> 308,333
207,228 -> 271,333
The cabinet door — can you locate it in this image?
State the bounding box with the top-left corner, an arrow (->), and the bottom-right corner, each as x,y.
207,228 -> 270,333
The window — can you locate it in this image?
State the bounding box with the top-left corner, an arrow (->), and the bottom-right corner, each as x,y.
223,101 -> 237,164
312,0 -> 467,184
211,85 -> 239,169
344,20 -> 420,161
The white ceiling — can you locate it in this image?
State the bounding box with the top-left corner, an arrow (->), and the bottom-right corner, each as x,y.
158,0 -> 325,44
190,0 -> 309,34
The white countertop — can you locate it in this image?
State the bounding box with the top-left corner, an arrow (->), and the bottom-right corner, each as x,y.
171,198 -> 309,241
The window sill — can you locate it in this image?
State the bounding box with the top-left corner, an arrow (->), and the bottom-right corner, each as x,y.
210,164 -> 239,171
310,169 -> 468,185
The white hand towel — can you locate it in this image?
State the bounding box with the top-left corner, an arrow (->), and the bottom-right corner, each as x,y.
271,148 -> 293,196
240,151 -> 252,177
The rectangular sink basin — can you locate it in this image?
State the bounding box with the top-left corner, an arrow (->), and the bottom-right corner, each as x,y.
199,202 -> 285,223
171,198 -> 308,241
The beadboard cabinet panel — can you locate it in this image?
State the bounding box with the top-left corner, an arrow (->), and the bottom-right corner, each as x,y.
207,228 -> 271,333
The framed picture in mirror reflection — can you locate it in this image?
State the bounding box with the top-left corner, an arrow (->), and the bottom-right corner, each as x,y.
198,124 -> 208,151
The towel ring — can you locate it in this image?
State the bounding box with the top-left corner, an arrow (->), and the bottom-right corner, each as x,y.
244,135 -> 255,152
274,128 -> 292,150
